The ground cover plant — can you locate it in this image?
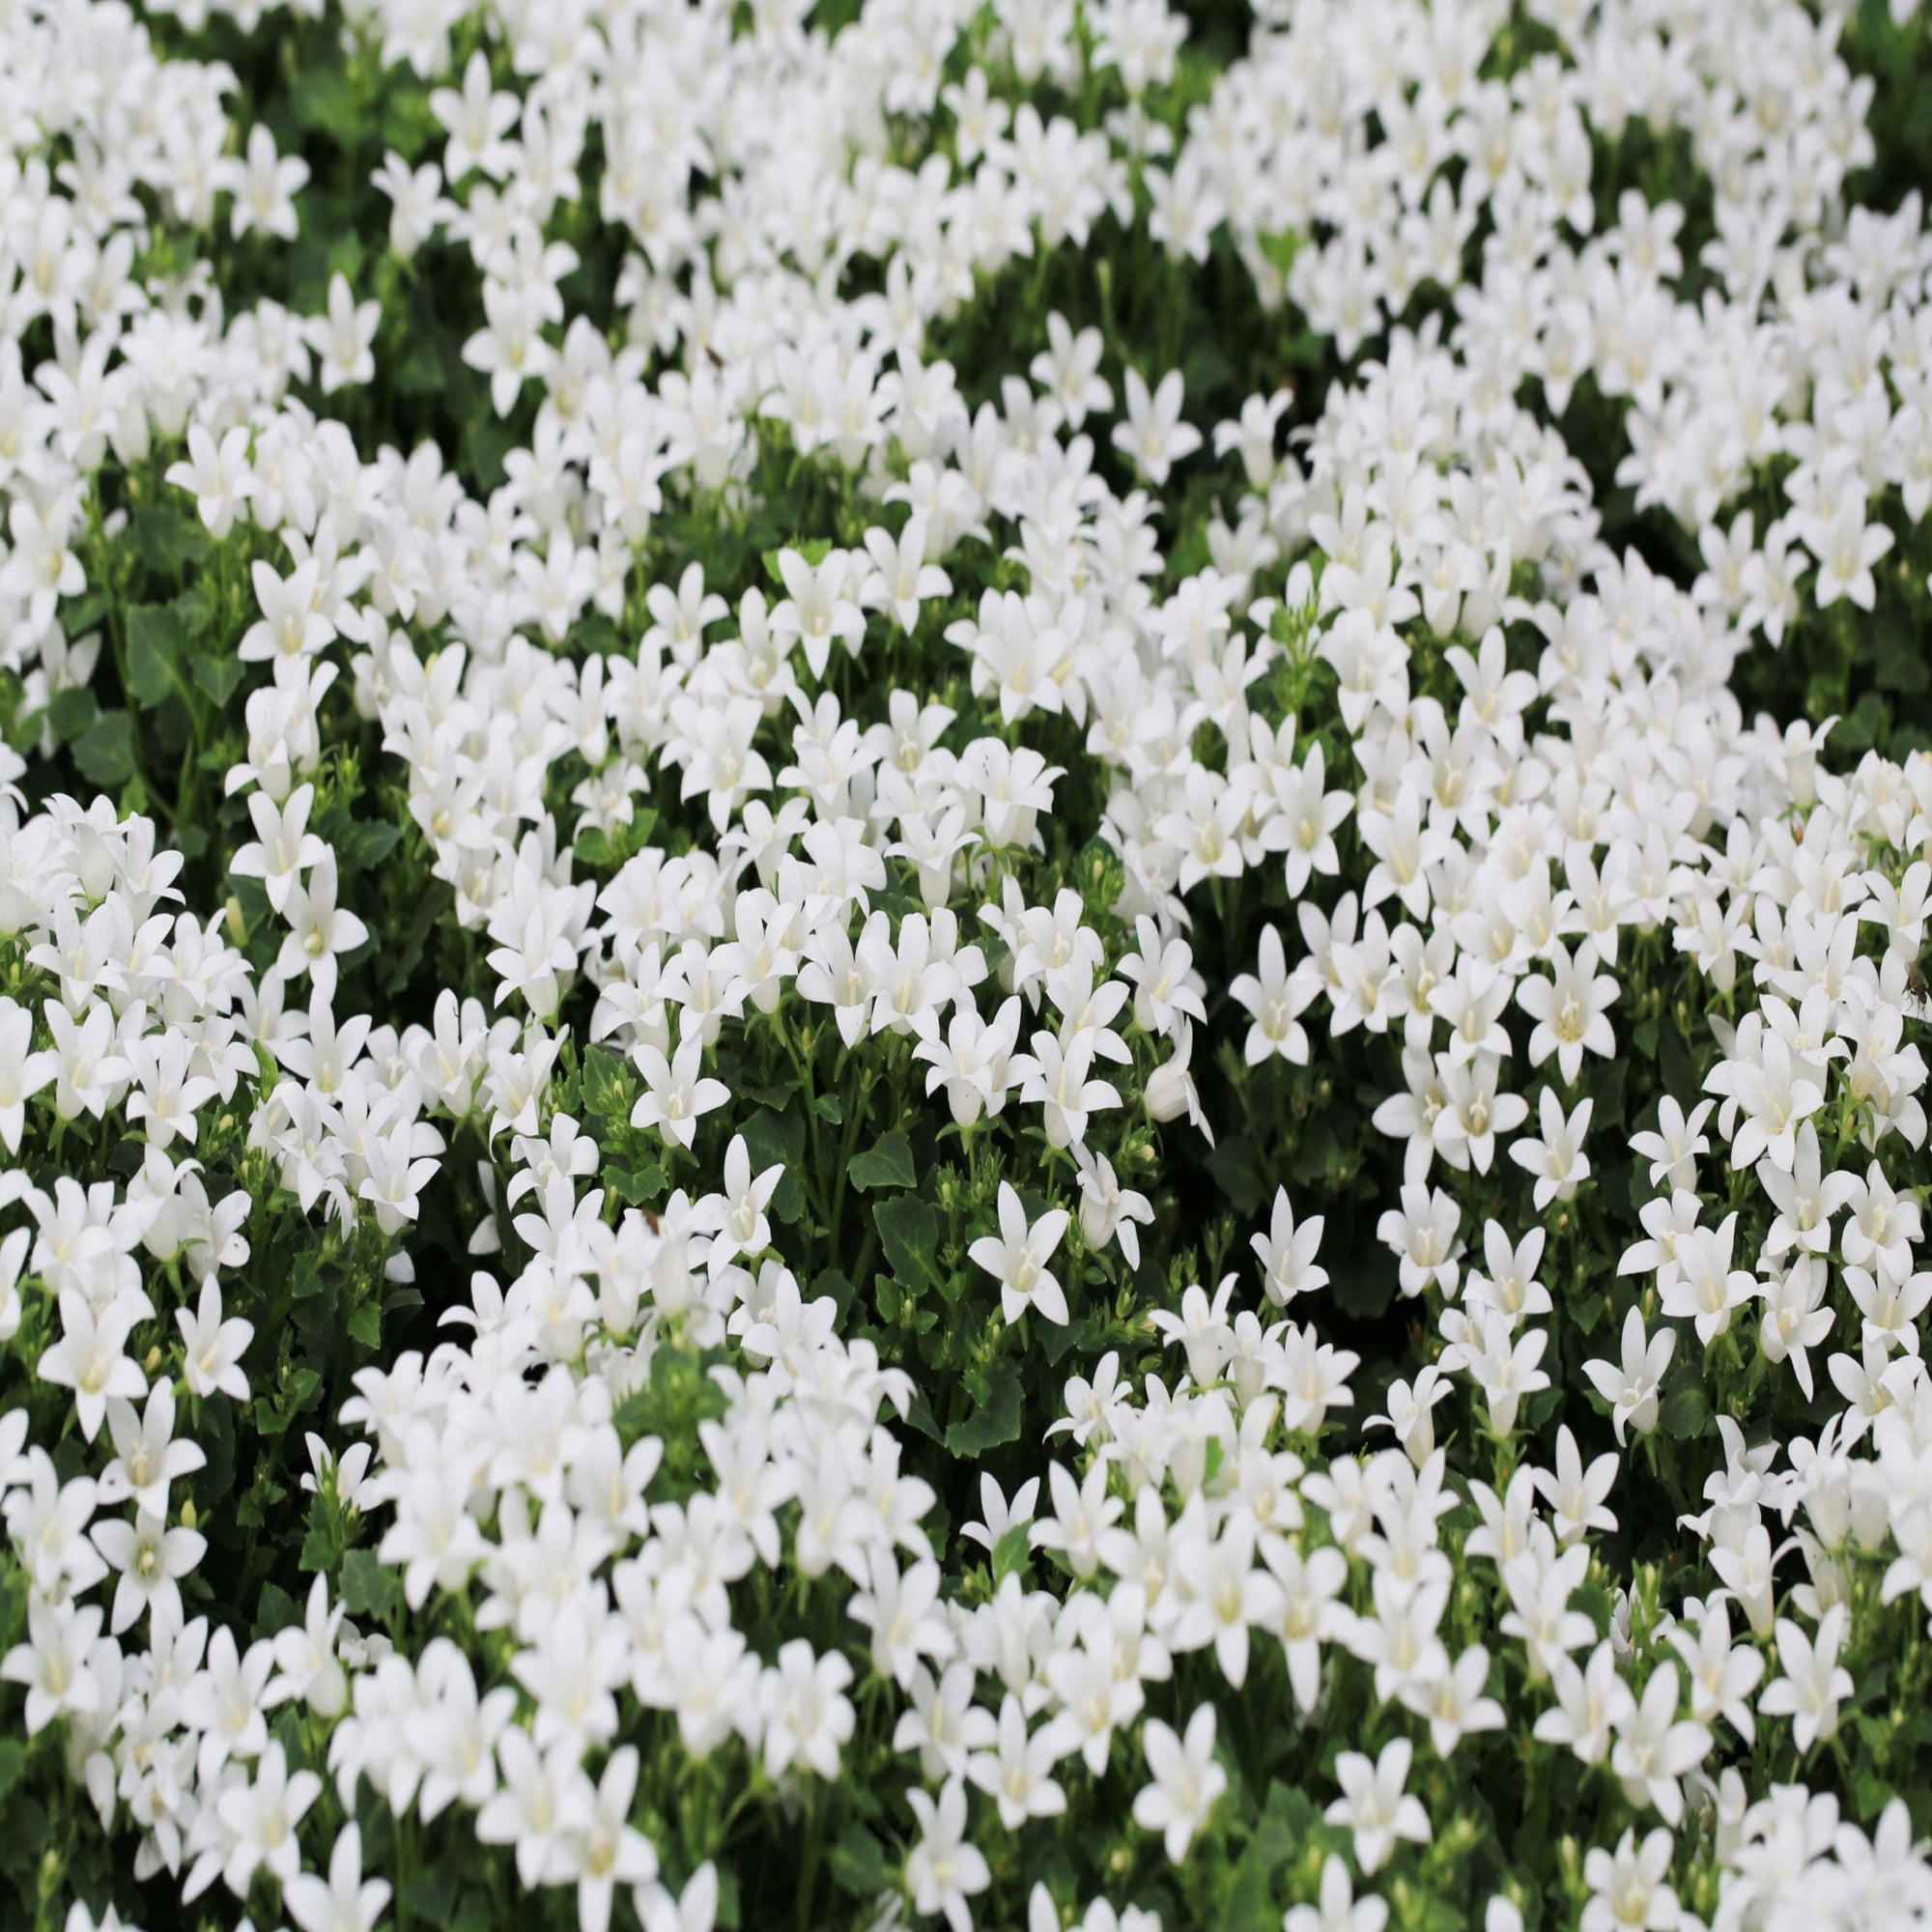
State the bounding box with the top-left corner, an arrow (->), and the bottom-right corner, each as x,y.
4,0 -> 1932,1927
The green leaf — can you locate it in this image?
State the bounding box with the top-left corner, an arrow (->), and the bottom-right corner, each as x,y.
1257,227 -> 1306,278
127,604 -> 185,703
1659,1361 -> 1711,1440
175,580 -> 218,638
46,685 -> 98,742
339,1548 -> 404,1624
1214,1837 -> 1280,1932
1205,1133 -> 1266,1215
904,1382 -> 944,1444
945,1358 -> 1021,1458
849,1128 -> 916,1193
873,1195 -> 942,1291
741,1104 -> 807,1222
1877,620 -> 1930,695
608,1163 -> 666,1208
0,1739 -> 24,1806
0,1796 -> 48,1897
814,1091 -> 843,1124
73,709 -> 137,787
128,504 -> 210,574
828,1825 -> 891,1897
403,1861 -> 461,1926
251,1582 -> 299,1644
191,652 -> 246,706
342,819 -> 403,872
580,1043 -> 638,1124
290,1250 -> 330,1300
991,1520 -> 1032,1581
451,1892 -> 501,1932
348,1300 -> 383,1350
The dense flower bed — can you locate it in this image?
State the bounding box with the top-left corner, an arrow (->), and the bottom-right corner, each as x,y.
4,0 -> 1932,1928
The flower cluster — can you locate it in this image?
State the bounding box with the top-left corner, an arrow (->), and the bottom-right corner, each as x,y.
4,0 -> 1932,1927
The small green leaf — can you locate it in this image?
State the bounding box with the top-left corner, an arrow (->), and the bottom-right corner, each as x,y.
191,651 -> 246,706
403,1863 -> 460,1926
73,709 -> 137,787
175,581 -> 218,638
1204,1132 -> 1266,1215
814,1091 -> 843,1124
873,1195 -> 942,1291
127,604 -> 185,703
945,1358 -> 1021,1458
129,504 -> 210,574
581,1043 -> 639,1124
46,685 -> 98,742
849,1128 -> 916,1192
1659,1362 -> 1710,1440
828,1825 -> 891,1897
742,1104 -> 807,1220
608,1163 -> 666,1208
251,1582 -> 299,1644
342,820 -> 402,872
339,1548 -> 404,1624
991,1520 -> 1032,1581
1257,227 -> 1306,278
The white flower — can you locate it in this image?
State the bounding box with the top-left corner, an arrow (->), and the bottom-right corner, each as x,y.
905,1778 -> 990,1932
849,1550 -> 952,1689
230,782 -> 328,913
1113,368 -> 1202,485
630,1036 -> 731,1151
1629,1096 -> 1713,1193
1231,924 -> 1317,1065
1757,1604 -> 1854,1753
861,513 -> 952,633
1516,938 -> 1618,1084
1,1593 -> 104,1734
760,1639 -> 856,1781
770,547 -> 867,681
90,1506 -> 204,1633
1580,1829 -> 1680,1932
307,271 -> 382,393
176,1279 -> 255,1404
1131,1704 -> 1227,1862
222,121 -> 309,239
1508,1086 -> 1593,1210
216,1740 -> 322,1897
1324,1737 -> 1430,1875
969,1180 -> 1071,1325
1285,1854 -> 1388,1932
966,1691 -> 1069,1829
1073,1145 -> 1155,1269
0,995 -> 57,1152
574,1747 -> 660,1932
1582,1307 -> 1674,1445
277,853 -> 370,1002
164,422 -> 254,537
285,1823 -> 392,1932
638,1864 -> 719,1932
1610,1662 -> 1712,1823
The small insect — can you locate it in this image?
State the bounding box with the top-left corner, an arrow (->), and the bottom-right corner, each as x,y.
703,343 -> 725,370
1907,957 -> 1931,1020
